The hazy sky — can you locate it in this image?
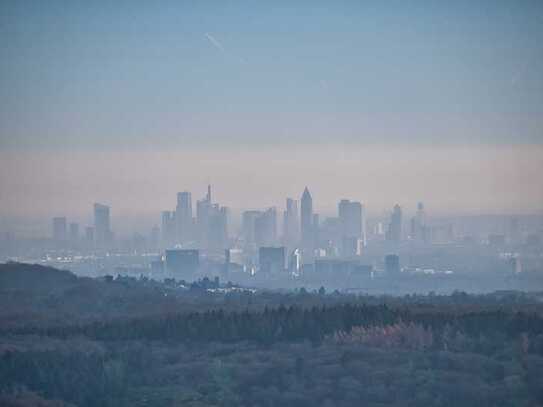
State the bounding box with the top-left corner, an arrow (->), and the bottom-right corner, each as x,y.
1,1 -> 542,225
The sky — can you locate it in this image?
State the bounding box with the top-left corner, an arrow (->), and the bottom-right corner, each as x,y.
1,1 -> 542,230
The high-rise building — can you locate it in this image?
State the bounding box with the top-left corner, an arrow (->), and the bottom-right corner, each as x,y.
94,203 -> 111,248
195,185 -> 228,252
242,210 -> 261,246
338,199 -> 363,255
385,254 -> 400,274
320,217 -> 342,255
259,246 -> 285,274
301,187 -> 313,253
52,217 -> 67,243
410,202 -> 427,242
165,249 -> 199,278
176,191 -> 193,244
255,208 -> 277,248
208,205 -> 228,252
196,201 -> 210,248
386,204 -> 402,242
282,198 -> 299,249
196,185 -> 212,249
338,199 -> 361,237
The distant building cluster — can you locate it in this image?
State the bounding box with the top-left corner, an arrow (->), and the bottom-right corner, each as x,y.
50,203 -> 112,251
39,184 -> 543,282
155,185 -> 373,279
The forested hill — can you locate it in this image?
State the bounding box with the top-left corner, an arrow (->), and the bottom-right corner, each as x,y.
0,262 -> 77,292
1,263 -> 543,406
1,262 -> 543,329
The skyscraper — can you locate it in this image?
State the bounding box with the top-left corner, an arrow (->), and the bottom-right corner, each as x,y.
165,249 -> 200,278
338,199 -> 363,256
282,198 -> 299,250
208,205 -> 229,252
196,185 -> 212,249
242,210 -> 261,246
410,202 -> 427,242
259,246 -> 285,274
255,207 -> 277,248
320,216 -> 342,255
385,254 -> 401,274
176,191 -> 193,244
301,187 -> 313,253
195,185 -> 228,252
338,199 -> 362,237
94,203 -> 111,249
386,204 -> 403,242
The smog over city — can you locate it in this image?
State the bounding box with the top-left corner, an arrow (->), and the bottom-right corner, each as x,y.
1,1 -> 543,406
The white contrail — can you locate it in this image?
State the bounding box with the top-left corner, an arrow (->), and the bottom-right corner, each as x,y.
205,33 -> 225,53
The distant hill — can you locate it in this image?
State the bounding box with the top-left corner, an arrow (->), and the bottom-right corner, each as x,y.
0,262 -> 78,292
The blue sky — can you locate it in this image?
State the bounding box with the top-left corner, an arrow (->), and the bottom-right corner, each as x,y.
1,0 -> 542,150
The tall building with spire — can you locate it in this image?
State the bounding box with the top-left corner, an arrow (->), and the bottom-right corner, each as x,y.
301,187 -> 314,255
196,185 -> 228,252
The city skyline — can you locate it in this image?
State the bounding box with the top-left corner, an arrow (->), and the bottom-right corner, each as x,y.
17,184 -> 542,248
1,145 -> 542,224
1,169 -> 542,240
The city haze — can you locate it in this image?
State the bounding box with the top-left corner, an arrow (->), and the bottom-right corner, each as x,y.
1,145 -> 541,225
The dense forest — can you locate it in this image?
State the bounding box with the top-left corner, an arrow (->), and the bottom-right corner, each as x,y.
1,263 -> 543,406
